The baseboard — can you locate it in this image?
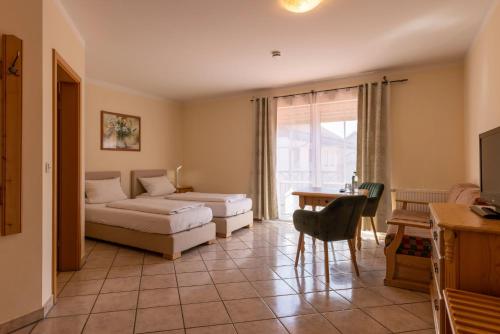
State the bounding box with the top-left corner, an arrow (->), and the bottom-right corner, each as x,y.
0,295 -> 53,334
0,308 -> 43,334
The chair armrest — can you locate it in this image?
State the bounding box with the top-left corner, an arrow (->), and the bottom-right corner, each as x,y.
387,218 -> 431,229
293,209 -> 319,237
396,199 -> 430,210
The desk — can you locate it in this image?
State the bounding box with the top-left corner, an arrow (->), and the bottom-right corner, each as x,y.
292,187 -> 368,250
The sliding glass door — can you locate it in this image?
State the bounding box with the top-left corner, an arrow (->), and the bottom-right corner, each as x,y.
276,89 -> 358,219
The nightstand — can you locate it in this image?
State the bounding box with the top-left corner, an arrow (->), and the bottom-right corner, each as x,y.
176,186 -> 193,193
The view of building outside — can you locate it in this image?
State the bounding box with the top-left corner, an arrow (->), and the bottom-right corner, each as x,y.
276,90 -> 358,219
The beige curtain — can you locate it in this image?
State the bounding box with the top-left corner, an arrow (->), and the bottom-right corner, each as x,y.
357,82 -> 391,231
254,97 -> 278,220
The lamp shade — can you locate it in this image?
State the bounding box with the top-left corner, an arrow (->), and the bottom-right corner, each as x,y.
280,0 -> 322,13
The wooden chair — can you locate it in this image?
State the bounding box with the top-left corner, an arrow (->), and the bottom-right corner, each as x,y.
384,184 -> 480,292
358,182 -> 385,244
293,195 -> 367,282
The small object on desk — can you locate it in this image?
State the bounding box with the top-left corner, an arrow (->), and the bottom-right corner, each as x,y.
339,189 -> 346,193
176,186 -> 193,193
470,205 -> 500,219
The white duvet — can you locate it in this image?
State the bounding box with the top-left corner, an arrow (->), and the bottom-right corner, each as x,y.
106,198 -> 204,215
165,192 -> 246,203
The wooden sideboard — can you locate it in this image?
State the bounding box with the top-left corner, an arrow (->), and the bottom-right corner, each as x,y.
429,203 -> 500,334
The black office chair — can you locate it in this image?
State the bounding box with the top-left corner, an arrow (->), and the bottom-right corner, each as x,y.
358,182 -> 385,245
293,195 -> 367,282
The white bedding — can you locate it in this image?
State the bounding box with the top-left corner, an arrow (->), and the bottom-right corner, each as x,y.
166,192 -> 246,203
107,198 -> 204,215
136,194 -> 253,218
86,203 -> 213,235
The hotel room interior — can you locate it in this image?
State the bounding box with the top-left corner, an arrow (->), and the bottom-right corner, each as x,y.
1,0 -> 500,333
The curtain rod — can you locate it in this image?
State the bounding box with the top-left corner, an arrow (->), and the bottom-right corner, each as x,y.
250,77 -> 408,102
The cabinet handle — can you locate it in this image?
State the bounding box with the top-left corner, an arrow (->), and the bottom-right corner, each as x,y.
433,262 -> 439,274
433,231 -> 438,241
429,219 -> 433,228
434,299 -> 439,311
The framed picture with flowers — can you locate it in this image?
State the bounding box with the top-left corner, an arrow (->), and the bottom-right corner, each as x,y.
101,111 -> 141,151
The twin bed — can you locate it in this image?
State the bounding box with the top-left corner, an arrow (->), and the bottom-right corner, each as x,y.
85,170 -> 253,260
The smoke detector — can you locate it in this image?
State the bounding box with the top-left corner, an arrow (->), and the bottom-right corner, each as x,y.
271,50 -> 281,58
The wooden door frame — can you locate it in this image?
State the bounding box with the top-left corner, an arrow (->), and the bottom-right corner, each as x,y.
52,50 -> 82,298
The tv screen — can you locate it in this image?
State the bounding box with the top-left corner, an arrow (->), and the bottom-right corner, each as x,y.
480,126 -> 500,208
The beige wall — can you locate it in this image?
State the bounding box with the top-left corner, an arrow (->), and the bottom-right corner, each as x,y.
0,0 -> 44,326
465,2 -> 500,184
0,0 -> 85,326
42,0 -> 86,306
182,62 -> 465,196
85,82 -> 183,196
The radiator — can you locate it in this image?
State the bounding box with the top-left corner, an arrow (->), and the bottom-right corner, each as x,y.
392,188 -> 449,212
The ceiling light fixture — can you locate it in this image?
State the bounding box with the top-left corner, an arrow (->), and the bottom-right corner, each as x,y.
280,0 -> 322,13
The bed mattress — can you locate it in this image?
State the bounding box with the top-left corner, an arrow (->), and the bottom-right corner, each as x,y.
136,194 -> 252,218
85,203 -> 213,235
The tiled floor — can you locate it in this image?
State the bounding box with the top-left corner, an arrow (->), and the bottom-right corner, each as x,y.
15,221 -> 434,334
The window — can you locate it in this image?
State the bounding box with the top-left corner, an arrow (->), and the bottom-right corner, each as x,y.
276,89 -> 358,219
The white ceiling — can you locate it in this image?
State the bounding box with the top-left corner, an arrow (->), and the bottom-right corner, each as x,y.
60,0 -> 493,100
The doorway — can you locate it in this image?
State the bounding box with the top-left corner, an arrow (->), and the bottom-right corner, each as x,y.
52,50 -> 82,297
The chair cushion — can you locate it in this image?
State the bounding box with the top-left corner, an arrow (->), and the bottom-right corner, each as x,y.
455,187 -> 480,205
385,223 -> 432,258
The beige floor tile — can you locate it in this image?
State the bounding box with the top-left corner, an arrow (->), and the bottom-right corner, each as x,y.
318,273 -> 365,289
240,267 -> 280,281
83,257 -> 114,270
368,286 -> 430,304
264,294 -> 316,317
92,290 -> 138,313
107,265 -> 142,278
143,254 -> 171,264
364,305 -> 431,332
112,254 -> 144,267
83,310 -> 135,334
143,262 -> 175,275
101,276 -> 140,293
209,269 -> 247,284
11,324 -> 37,334
32,315 -> 87,334
324,309 -> 390,334
226,249 -> 256,258
400,302 -> 435,326
220,241 -> 248,250
357,270 -> 385,287
271,265 -> 311,279
283,277 -> 328,293
174,261 -> 207,273
59,279 -> 104,297
201,250 -> 232,260
251,279 -> 296,297
303,291 -> 353,312
182,302 -> 232,328
135,306 -> 184,333
216,282 -> 259,300
174,251 -> 202,262
47,295 -> 97,317
234,319 -> 288,334
140,274 -> 177,289
204,259 -> 238,271
138,288 -> 180,308
177,272 -> 213,286
179,285 -> 220,304
336,288 -> 393,308
56,271 -> 75,283
70,268 -> 108,281
234,258 -> 268,269
224,298 -> 275,322
92,243 -> 118,252
185,324 -> 236,334
280,314 -> 341,334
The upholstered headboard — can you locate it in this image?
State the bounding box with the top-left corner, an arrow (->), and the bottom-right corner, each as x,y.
130,169 -> 167,198
85,171 -> 121,180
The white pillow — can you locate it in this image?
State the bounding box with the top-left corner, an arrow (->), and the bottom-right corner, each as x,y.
85,177 -> 127,204
139,176 -> 176,196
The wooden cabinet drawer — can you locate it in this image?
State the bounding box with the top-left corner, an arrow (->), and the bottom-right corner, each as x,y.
430,277 -> 445,334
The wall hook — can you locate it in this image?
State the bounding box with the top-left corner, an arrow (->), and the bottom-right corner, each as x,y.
8,51 -> 20,76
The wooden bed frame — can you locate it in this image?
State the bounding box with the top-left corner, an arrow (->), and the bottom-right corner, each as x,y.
85,171 -> 216,260
130,169 -> 254,238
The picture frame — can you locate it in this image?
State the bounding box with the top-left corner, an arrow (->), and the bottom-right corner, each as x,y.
100,110 -> 141,151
